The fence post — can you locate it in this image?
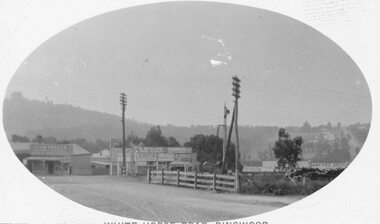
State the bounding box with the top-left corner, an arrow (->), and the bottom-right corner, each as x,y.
235,173 -> 240,193
147,168 -> 151,183
177,170 -> 180,187
161,169 -> 164,185
213,172 -> 216,191
194,171 -> 198,189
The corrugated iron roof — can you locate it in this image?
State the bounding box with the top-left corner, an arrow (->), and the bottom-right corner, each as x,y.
9,142 -> 90,155
72,144 -> 91,155
9,142 -> 32,152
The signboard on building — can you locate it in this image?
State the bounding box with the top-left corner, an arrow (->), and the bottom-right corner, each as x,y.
168,147 -> 192,154
311,162 -> 349,170
30,144 -> 73,156
157,153 -> 175,162
134,152 -> 157,161
174,153 -> 192,162
110,147 -> 195,164
136,147 -> 164,154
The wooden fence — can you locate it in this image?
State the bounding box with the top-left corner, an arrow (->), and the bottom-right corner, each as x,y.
147,169 -> 237,193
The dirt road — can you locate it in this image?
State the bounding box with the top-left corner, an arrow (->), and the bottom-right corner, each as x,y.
39,175 -> 303,222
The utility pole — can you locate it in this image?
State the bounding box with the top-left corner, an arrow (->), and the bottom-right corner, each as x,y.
215,124 -> 224,168
215,104 -> 229,173
222,104 -> 229,172
232,76 -> 241,193
130,130 -> 135,175
222,103 -> 235,174
109,137 -> 112,175
120,93 -> 127,175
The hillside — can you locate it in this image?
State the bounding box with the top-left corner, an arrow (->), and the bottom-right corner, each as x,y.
3,93 -> 152,141
3,93 -> 370,162
2,93 -> 275,155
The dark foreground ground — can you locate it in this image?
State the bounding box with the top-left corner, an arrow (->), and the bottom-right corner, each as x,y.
39,175 -> 304,222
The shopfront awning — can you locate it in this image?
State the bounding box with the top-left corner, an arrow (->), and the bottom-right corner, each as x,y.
24,156 -> 64,161
169,161 -> 192,166
91,161 -> 110,166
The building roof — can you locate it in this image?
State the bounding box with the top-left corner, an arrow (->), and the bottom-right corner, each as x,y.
113,146 -> 192,154
24,156 -> 64,161
9,142 -> 32,153
9,142 -> 90,156
72,144 -> 91,155
262,161 -> 278,168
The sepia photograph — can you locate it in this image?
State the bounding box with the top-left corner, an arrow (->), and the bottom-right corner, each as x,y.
0,1 -> 377,223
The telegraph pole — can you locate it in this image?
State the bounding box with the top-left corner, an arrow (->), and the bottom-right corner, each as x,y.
215,124 -> 224,165
222,104 -> 229,172
120,93 -> 127,175
232,76 -> 241,193
222,103 -> 235,174
109,137 -> 112,175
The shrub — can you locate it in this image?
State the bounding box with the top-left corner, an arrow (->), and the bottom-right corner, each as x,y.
240,178 -> 329,195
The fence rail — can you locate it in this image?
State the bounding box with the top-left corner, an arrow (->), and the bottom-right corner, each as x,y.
147,169 -> 237,193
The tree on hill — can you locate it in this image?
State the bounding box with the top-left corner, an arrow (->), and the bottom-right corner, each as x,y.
143,126 -> 180,147
312,136 -> 352,163
326,121 -> 332,130
167,136 -> 180,147
144,126 -> 167,146
126,134 -> 145,146
273,128 -> 303,170
9,91 -> 24,101
31,135 -> 59,144
301,121 -> 312,133
11,134 -> 30,143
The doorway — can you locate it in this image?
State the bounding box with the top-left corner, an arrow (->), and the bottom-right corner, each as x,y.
47,161 -> 54,174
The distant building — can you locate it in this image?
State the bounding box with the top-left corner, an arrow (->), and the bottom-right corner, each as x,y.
243,160 -> 311,172
17,143 -> 92,175
322,131 -> 335,141
91,149 -> 111,175
241,161 -> 262,173
242,165 -> 262,172
311,162 -> 349,170
91,149 -> 110,163
262,161 -> 278,171
110,145 -> 198,175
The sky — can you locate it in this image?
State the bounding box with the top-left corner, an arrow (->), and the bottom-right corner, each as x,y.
5,1 -> 372,127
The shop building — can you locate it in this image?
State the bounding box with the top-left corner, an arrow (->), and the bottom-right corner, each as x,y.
110,145 -> 198,175
22,143 -> 92,175
9,142 -> 32,162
